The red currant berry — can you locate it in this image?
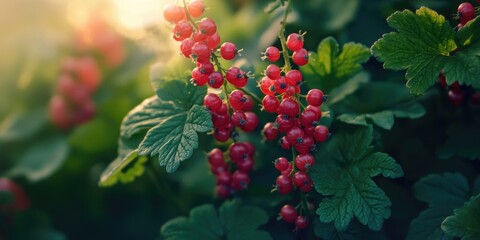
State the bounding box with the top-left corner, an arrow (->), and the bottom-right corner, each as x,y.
279,136 -> 291,150
229,90 -> 246,110
187,0 -> 205,18
280,205 -> 298,223
208,148 -> 226,166
206,33 -> 221,49
241,112 -> 258,132
210,161 -> 228,175
314,125 -> 330,142
49,95 -> 73,130
285,70 -> 302,86
216,184 -> 231,199
243,142 -> 256,156
173,20 -> 193,41
242,95 -> 254,111
274,77 -> 288,94
259,77 -> 276,96
0,178 -> 30,211
265,64 -> 281,80
275,114 -> 295,133
437,72 -> 447,88
229,142 -> 248,162
216,172 -> 232,185
286,33 -> 304,51
274,157 -> 289,171
231,111 -> 247,127
75,57 -> 101,93
295,153 -> 315,171
199,18 -> 217,35
458,2 -> 475,24
281,163 -> 293,176
306,89 -> 326,107
214,128 -> 230,142
203,93 -> 222,111
300,109 -> 320,127
292,171 -> 313,191
220,42 -> 238,60
226,67 -> 248,88
264,46 -> 280,62
278,98 -> 300,117
295,216 -> 309,229
276,175 -> 293,195
192,31 -> 208,42
262,95 -> 280,113
191,42 -> 211,60
448,89 -> 466,106
163,3 -> 185,23
292,48 -> 309,66
295,136 -> 314,154
236,156 -> 254,173
231,170 -> 250,190
73,99 -> 96,125
471,91 -> 480,105
211,111 -> 229,128
191,67 -> 209,86
263,122 -> 279,141
208,71 -> 224,88
286,126 -> 305,145
180,38 -> 194,58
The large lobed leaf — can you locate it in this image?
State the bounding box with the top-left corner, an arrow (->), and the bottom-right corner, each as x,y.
311,125 -> 403,231
161,200 -> 271,240
372,7 -> 480,94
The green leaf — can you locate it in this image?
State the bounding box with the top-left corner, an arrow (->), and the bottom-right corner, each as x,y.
438,124 -> 480,160
443,53 -> 480,88
442,194 -> 480,240
138,105 -> 212,173
328,72 -> 370,105
406,173 -> 473,240
0,108 -> 47,142
311,126 -> 403,231
371,7 -> 457,94
456,17 -> 480,55
302,37 -> 370,92
152,77 -> 207,110
161,200 -> 271,240
336,82 -> 425,130
8,136 -> 69,182
314,220 -> 361,240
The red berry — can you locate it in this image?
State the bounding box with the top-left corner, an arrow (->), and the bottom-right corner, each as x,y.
191,68 -> 209,86
294,136 -> 314,154
204,93 -> 222,111
263,122 -> 279,141
276,175 -> 293,194
278,98 -> 300,117
208,71 -> 224,88
275,114 -> 295,133
180,38 -> 194,58
286,126 -> 305,145
471,91 -> 480,105
437,72 -> 447,88
187,0 -> 205,18
280,205 -> 298,223
196,62 -> 214,75
208,148 -> 226,166
274,157 -> 289,171
279,136 -> 291,150
229,142 -> 248,162
306,105 -> 321,117
75,57 -> 101,93
163,3 -> 185,23
231,111 -> 247,127
274,77 -> 288,94
191,42 -> 211,60
206,33 -> 221,49
211,112 -> 229,128
295,216 -> 309,229
199,18 -> 217,36
314,125 -> 329,142
293,171 -> 313,192
265,64 -> 281,80
242,95 -> 254,111
0,178 -> 30,211
49,95 -> 73,129
295,153 -> 315,171
216,184 -> 231,198
229,90 -> 246,110
231,170 -> 250,190
286,33 -> 304,51
214,128 -> 231,142
73,99 -> 96,125
226,67 -> 248,88
192,31 -> 208,42
292,48 -> 309,66
57,75 -> 91,106
285,70 -> 302,86
262,95 -> 280,113
264,46 -> 280,62
448,89 -> 466,106
458,2 -> 475,24
241,112 -> 259,132
220,42 -> 238,60
236,156 -> 254,173
281,163 -> 293,176
306,89 -> 325,107
173,20 -> 193,41
259,77 -> 276,96
216,172 -> 232,185
300,109 -> 320,127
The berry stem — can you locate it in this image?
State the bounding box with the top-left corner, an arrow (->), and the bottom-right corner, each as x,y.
211,53 -> 232,115
237,86 -> 262,103
182,0 -> 199,30
278,0 -> 292,72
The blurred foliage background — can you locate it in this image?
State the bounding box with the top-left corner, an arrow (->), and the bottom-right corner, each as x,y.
0,0 -> 476,239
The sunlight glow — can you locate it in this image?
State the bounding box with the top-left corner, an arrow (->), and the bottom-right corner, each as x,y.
112,0 -> 167,29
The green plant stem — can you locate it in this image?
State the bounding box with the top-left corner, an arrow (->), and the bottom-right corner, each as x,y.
278,0 -> 292,72
182,0 -> 198,30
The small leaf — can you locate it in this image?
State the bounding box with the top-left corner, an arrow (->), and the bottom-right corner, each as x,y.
328,72 -> 370,105
161,200 -> 271,240
311,126 -> 403,231
0,108 -> 47,142
99,149 -> 140,187
442,194 -> 480,240
371,7 -> 457,94
138,105 -> 212,173
302,37 -> 370,92
443,53 -> 480,88
456,17 -> 480,55
152,78 -> 207,110
8,136 -> 69,182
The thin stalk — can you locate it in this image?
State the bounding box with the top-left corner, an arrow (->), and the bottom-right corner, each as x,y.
278,0 -> 292,72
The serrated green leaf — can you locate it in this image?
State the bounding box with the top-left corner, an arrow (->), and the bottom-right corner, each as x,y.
442,194 -> 480,240
328,72 -> 370,105
152,78 -> 207,110
314,220 -> 361,240
8,136 -> 69,182
406,173 -> 473,240
336,82 -> 425,129
443,53 -> 480,88
302,37 -> 370,92
0,108 -> 47,142
161,200 -> 271,240
438,124 -> 480,160
456,17 -> 480,55
138,105 -> 212,173
371,7 -> 457,94
311,126 -> 403,231
99,149 -> 145,187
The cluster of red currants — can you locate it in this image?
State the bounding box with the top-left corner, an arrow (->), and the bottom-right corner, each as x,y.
164,1 -> 259,197
207,142 -> 256,198
49,57 -> 101,129
259,32 -> 330,229
457,1 -> 479,29
438,72 -> 480,106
